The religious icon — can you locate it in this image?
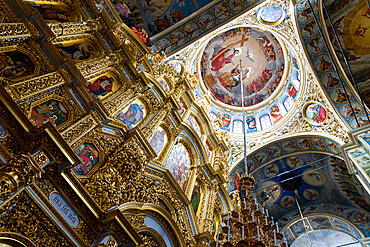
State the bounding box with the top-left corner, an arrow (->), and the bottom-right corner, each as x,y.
323,72 -> 340,87
270,104 -> 282,123
0,50 -> 35,80
282,140 -> 296,152
280,195 -> 295,208
303,189 -> 319,200
326,140 -> 339,153
286,155 -> 304,169
266,146 -> 280,157
72,143 -> 99,176
131,26 -> 152,47
255,152 -> 268,164
177,99 -> 185,115
303,21 -> 318,37
258,181 -> 281,205
149,128 -> 167,155
258,6 -> 284,25
303,168 -> 326,186
30,99 -> 68,128
308,37 -> 323,53
191,184 -> 201,214
86,75 -> 115,99
288,82 -> 297,98
264,163 -> 279,177
315,55 -> 332,71
246,116 -> 257,132
57,40 -> 96,61
332,88 -> 348,103
297,138 -> 311,149
165,143 -> 191,191
116,101 -> 145,129
217,112 -> 231,130
312,138 -> 325,150
341,103 -> 361,118
29,2 -> 77,23
303,102 -> 327,125
158,78 -> 169,92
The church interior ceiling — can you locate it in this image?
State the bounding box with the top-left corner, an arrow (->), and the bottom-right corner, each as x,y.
0,0 -> 369,246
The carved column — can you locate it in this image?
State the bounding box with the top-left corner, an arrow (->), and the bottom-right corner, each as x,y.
212,148 -> 228,181
141,104 -> 171,140
103,84 -> 142,115
197,181 -> 209,232
203,182 -> 218,233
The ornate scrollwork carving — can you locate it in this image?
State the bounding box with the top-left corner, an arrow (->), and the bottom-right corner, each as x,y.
83,138 -> 157,211
0,156 -> 38,202
61,114 -> 97,145
8,72 -> 65,100
48,20 -> 97,37
104,84 -> 141,115
125,215 -> 146,229
138,235 -> 159,247
0,193 -> 73,246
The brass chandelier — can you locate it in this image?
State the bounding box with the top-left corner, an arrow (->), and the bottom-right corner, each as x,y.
215,175 -> 288,247
214,61 -> 288,247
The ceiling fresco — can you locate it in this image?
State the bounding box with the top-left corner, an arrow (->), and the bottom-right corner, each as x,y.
324,0 -> 370,107
290,229 -> 362,247
295,0 -> 370,129
150,0 -> 265,54
200,26 -> 285,107
280,204 -> 370,242
229,135 -> 341,174
108,0 -> 216,38
231,152 -> 370,225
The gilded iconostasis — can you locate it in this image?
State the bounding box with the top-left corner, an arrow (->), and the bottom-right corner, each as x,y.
0,0 -> 369,246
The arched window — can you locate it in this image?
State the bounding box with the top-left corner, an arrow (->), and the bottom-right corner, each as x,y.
149,127 -> 167,155
260,114 -> 272,130
232,120 -> 243,134
283,96 -> 294,111
165,143 -> 191,191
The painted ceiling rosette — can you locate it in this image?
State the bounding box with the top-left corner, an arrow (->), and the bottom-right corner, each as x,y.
200,26 -> 285,108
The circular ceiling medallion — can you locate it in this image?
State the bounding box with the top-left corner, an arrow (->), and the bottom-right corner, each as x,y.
200,26 -> 285,107
303,168 -> 327,187
302,101 -> 328,126
258,6 -> 285,25
257,180 -> 281,205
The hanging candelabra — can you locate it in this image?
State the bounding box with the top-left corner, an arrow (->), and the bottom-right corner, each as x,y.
215,175 -> 288,247
214,60 -> 288,247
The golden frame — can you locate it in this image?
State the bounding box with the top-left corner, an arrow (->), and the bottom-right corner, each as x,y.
70,137 -> 106,178
0,45 -> 41,83
302,101 -> 328,126
27,94 -> 75,130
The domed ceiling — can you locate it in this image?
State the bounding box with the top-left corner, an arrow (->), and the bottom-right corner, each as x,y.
200,26 -> 285,107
